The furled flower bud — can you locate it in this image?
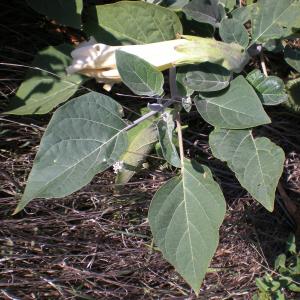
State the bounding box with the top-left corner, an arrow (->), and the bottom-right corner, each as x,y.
66,35 -> 249,90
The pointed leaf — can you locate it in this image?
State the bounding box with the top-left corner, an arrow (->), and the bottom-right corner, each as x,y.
219,18 -> 249,48
246,69 -> 288,105
183,0 -> 223,27
26,0 -> 83,29
115,120 -> 157,185
251,0 -> 300,44
195,75 -> 271,129
149,159 -> 226,293
116,50 -> 164,97
284,46 -> 300,73
157,114 -> 181,168
84,1 -> 182,45
184,62 -> 231,92
7,44 -> 84,115
15,92 -> 128,213
209,128 -> 285,211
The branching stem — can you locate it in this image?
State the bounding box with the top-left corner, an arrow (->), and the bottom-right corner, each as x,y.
169,67 -> 184,167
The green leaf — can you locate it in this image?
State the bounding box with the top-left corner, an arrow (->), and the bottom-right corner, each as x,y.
115,120 -> 157,185
251,0 -> 300,44
183,0 -> 224,27
286,78 -> 300,114
184,62 -> 231,92
176,66 -> 195,98
195,76 -> 271,129
149,158 -> 226,293
84,1 -> 182,45
284,46 -> 300,73
7,44 -> 84,115
14,92 -> 128,214
231,4 -> 255,24
275,254 -> 286,270
246,69 -> 288,105
157,115 -> 181,168
219,18 -> 249,48
209,128 -> 285,211
286,234 -> 297,255
26,0 -> 83,29
116,50 -> 164,97
220,0 -> 236,12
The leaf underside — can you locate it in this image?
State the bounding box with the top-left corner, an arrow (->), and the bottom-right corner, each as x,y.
116,120 -> 157,185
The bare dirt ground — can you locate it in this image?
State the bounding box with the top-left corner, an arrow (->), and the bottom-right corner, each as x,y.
1,1 -> 300,299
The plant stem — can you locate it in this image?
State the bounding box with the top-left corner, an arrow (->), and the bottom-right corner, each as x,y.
124,99 -> 174,131
169,67 -> 184,166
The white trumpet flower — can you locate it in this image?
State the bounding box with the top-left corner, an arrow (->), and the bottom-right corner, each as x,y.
66,36 -> 249,90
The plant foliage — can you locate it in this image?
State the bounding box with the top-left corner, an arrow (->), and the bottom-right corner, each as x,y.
8,0 -> 300,295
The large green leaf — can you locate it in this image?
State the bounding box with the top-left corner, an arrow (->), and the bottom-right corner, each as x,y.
194,76 -> 271,129
26,0 -> 83,29
209,128 -> 285,211
246,69 -> 288,105
219,18 -> 249,48
231,4 -> 256,24
251,0 -> 300,44
157,114 -> 181,168
115,120 -> 157,185
183,0 -> 224,27
116,50 -> 164,97
84,1 -> 182,45
14,92 -> 128,214
284,46 -> 300,73
184,62 -> 231,92
7,44 -> 84,115
149,158 -> 226,293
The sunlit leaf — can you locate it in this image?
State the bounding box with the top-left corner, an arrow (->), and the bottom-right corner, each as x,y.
209,128 -> 285,211
14,92 -> 128,213
219,18 -> 249,48
149,158 -> 226,293
195,75 -> 271,129
84,1 -> 182,45
251,0 -> 300,44
116,50 -> 164,96
184,62 -> 231,92
116,120 -> 157,185
246,69 -> 288,105
157,114 -> 181,168
183,0 -> 224,27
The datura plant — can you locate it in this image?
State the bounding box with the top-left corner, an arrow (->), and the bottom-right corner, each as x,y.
7,0 -> 300,295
